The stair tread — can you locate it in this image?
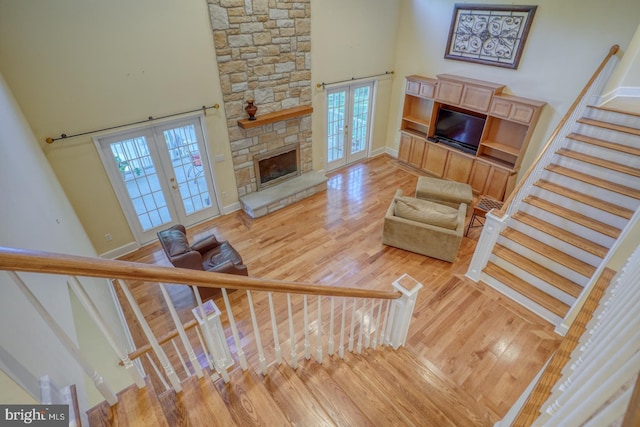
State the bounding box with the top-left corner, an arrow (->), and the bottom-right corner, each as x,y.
546,164 -> 640,199
214,367 -> 292,426
483,262 -> 569,318
501,227 -> 596,277
556,148 -> 640,177
577,117 -> 640,137
524,195 -> 621,239
262,361 -> 335,426
534,180 -> 633,220
588,104 -> 640,120
493,244 -> 583,298
512,211 -> 609,258
567,132 -> 640,157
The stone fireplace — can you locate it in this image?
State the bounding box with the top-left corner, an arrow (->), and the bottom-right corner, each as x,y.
207,0 -> 326,218
254,144 -> 300,191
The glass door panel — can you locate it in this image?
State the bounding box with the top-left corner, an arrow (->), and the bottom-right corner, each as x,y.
327,89 -> 346,165
326,82 -> 374,172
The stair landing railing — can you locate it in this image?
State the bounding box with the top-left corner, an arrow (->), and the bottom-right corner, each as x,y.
0,246 -> 422,408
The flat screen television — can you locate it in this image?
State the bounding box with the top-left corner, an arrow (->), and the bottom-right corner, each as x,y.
433,107 -> 485,154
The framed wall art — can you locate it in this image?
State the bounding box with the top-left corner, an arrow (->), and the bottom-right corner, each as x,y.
444,4 -> 537,69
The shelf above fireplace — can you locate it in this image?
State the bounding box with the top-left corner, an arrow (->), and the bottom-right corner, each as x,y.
237,105 -> 313,129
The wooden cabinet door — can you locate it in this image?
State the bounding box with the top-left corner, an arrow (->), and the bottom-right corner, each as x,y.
444,151 -> 474,182
484,167 -> 511,200
435,80 -> 463,105
422,143 -> 447,177
409,138 -> 426,169
398,133 -> 412,163
468,160 -> 491,193
460,84 -> 494,112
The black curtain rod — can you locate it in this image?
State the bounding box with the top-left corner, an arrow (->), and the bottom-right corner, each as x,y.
316,70 -> 394,89
45,103 -> 220,144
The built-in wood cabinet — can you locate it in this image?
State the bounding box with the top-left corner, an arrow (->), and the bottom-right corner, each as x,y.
398,74 -> 545,201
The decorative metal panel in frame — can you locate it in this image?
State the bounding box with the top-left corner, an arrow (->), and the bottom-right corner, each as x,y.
444,4 -> 537,69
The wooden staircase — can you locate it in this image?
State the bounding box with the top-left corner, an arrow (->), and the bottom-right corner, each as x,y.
480,104 -> 640,325
87,347 -> 493,426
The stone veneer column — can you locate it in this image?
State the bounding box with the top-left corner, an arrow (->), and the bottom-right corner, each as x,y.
207,0 -> 312,197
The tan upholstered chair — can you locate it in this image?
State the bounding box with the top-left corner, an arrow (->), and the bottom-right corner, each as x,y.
157,224 -> 248,300
382,190 -> 466,262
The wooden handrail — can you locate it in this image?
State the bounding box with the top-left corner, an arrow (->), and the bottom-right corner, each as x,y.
0,246 -> 402,300
497,44 -> 620,216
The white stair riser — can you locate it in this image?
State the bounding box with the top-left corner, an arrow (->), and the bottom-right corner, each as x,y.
540,170 -> 640,211
507,218 -> 604,267
530,186 -> 629,231
552,155 -> 640,189
519,203 -> 616,248
563,138 -> 640,168
479,274 -> 563,327
489,254 -> 578,306
496,236 -> 591,286
573,123 -> 640,147
583,107 -> 640,129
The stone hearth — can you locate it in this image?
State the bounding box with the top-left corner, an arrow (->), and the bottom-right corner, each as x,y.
239,171 -> 327,218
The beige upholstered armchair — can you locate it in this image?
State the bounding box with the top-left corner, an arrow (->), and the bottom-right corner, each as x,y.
382,190 -> 466,262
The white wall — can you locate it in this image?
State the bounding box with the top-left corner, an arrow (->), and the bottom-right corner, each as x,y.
0,0 -> 236,255
604,23 -> 640,98
311,0 -> 400,168
0,73 -> 132,407
387,0 -> 640,176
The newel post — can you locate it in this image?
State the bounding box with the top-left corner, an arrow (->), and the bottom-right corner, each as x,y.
465,210 -> 508,282
387,274 -> 423,350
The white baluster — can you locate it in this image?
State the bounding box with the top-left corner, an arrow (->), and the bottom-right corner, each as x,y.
67,276 -> 145,388
192,291 -> 230,383
268,292 -> 282,365
581,387 -> 634,427
303,295 -> 310,360
158,283 -> 203,379
287,293 -> 297,369
328,297 -> 335,356
357,299 -> 364,354
221,288 -> 248,370
338,298 -> 346,359
246,290 -> 267,375
372,299 -> 383,349
348,298 -> 357,352
366,299 -> 374,349
145,353 -> 170,391
116,279 -> 182,392
381,300 -> 390,347
384,299 -> 395,346
9,272 -> 118,405
171,339 -> 190,379
316,296 -> 323,363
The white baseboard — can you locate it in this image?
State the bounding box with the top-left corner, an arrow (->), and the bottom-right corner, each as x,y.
596,86 -> 640,105
222,201 -> 242,215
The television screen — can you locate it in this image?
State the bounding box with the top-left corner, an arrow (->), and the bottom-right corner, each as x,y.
434,108 -> 485,153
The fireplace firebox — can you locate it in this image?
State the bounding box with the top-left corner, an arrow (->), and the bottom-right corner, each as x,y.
254,144 -> 300,191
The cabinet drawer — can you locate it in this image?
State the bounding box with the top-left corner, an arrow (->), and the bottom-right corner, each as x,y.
406,79 -> 420,96
419,81 -> 436,99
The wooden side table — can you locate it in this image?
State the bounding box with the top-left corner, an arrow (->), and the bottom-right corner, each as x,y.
465,196 -> 504,236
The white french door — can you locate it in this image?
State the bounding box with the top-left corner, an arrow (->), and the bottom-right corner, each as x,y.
97,116 -> 220,244
326,82 -> 374,171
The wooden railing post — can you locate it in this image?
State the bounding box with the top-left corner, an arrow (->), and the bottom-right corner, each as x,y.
387,274 -> 423,350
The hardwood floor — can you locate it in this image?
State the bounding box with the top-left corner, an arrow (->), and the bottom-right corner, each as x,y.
96,155 -> 561,425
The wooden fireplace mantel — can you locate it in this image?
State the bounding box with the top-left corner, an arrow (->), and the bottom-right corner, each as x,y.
237,105 -> 313,129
